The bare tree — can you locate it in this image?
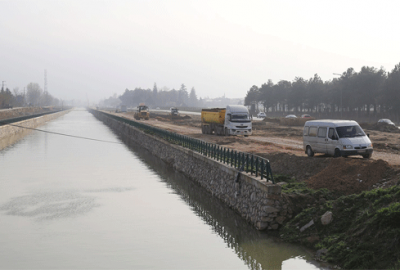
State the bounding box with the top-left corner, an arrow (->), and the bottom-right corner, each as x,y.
26,83 -> 42,106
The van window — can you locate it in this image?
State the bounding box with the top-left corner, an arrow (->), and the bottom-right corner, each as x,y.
303,126 -> 309,136
336,125 -> 365,138
308,126 -> 317,137
328,128 -> 335,139
318,127 -> 327,138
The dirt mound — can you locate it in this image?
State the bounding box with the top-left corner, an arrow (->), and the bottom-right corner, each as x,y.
279,117 -> 313,126
258,153 -> 332,181
306,158 -> 392,195
182,115 -> 192,119
252,121 -> 269,130
263,117 -> 280,123
155,116 -> 170,122
373,142 -> 400,154
362,122 -> 400,133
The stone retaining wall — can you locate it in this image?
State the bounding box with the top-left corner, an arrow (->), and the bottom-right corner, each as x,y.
92,110 -> 294,230
0,110 -> 71,150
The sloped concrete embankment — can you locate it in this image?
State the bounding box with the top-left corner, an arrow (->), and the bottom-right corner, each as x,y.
91,110 -> 295,230
0,110 -> 72,150
0,107 -> 57,120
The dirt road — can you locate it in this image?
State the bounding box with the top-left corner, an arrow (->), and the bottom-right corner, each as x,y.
113,111 -> 400,195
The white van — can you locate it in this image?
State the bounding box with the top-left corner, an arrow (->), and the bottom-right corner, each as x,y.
303,120 -> 373,158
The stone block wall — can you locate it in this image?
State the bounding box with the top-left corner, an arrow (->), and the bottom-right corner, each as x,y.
92,110 -> 293,230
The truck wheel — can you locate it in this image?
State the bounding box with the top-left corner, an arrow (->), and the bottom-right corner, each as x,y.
306,146 -> 314,157
362,153 -> 372,159
216,126 -> 220,136
334,148 -> 341,158
201,126 -> 205,134
225,128 -> 229,136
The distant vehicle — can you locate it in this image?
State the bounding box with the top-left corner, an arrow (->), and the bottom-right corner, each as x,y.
170,107 -> 180,118
170,107 -> 179,115
156,107 -> 160,110
378,119 -> 395,126
303,120 -> 373,158
257,112 -> 266,118
115,104 -> 127,113
285,114 -> 297,118
134,103 -> 150,120
301,114 -> 311,118
201,105 -> 252,136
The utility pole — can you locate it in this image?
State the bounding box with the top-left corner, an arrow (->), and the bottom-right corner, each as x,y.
1,81 -> 5,91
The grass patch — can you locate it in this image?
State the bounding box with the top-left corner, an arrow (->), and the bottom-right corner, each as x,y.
274,174 -> 296,183
281,185 -> 400,269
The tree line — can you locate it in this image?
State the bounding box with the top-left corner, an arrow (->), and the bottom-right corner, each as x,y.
100,83 -> 202,108
0,82 -> 60,109
245,63 -> 400,121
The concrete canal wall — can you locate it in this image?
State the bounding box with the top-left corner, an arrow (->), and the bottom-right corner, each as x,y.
91,110 -> 294,230
0,110 -> 71,150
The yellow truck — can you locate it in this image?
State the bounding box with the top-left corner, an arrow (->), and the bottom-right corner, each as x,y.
201,105 -> 252,136
134,103 -> 150,120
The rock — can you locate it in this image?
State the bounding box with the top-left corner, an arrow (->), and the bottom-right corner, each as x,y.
261,216 -> 273,222
250,192 -> 257,201
306,235 -> 319,244
261,206 -> 279,213
270,223 -> 279,230
256,221 -> 269,230
315,248 -> 328,261
275,216 -> 286,224
321,211 -> 333,225
300,220 -> 314,232
276,181 -> 287,186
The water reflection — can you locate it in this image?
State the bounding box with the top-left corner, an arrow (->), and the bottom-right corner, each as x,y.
120,138 -> 329,270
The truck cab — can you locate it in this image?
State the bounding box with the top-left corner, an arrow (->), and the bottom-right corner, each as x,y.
225,105 -> 252,136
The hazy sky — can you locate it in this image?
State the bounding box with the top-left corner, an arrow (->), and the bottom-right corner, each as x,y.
1,0 -> 400,103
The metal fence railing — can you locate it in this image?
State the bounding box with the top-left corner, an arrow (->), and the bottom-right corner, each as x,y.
93,109 -> 274,183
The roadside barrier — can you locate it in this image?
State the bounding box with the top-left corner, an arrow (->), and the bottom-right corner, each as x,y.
95,110 -> 274,183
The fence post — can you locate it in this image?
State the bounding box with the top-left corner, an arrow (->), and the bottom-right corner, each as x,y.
246,154 -> 249,173
223,148 -> 226,164
255,157 -> 259,177
261,160 -> 265,180
234,151 -> 237,168
250,155 -> 254,175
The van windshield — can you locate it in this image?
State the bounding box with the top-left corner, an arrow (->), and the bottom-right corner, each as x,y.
336,125 -> 365,138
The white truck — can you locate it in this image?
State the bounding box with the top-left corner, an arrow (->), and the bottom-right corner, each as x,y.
201,105 -> 252,136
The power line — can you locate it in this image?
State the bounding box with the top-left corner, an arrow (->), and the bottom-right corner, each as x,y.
7,124 -> 123,144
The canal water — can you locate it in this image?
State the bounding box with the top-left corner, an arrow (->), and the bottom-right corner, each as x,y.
0,109 -> 330,269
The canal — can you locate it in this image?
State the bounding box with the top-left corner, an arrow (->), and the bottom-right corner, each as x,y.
0,109 -> 329,269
